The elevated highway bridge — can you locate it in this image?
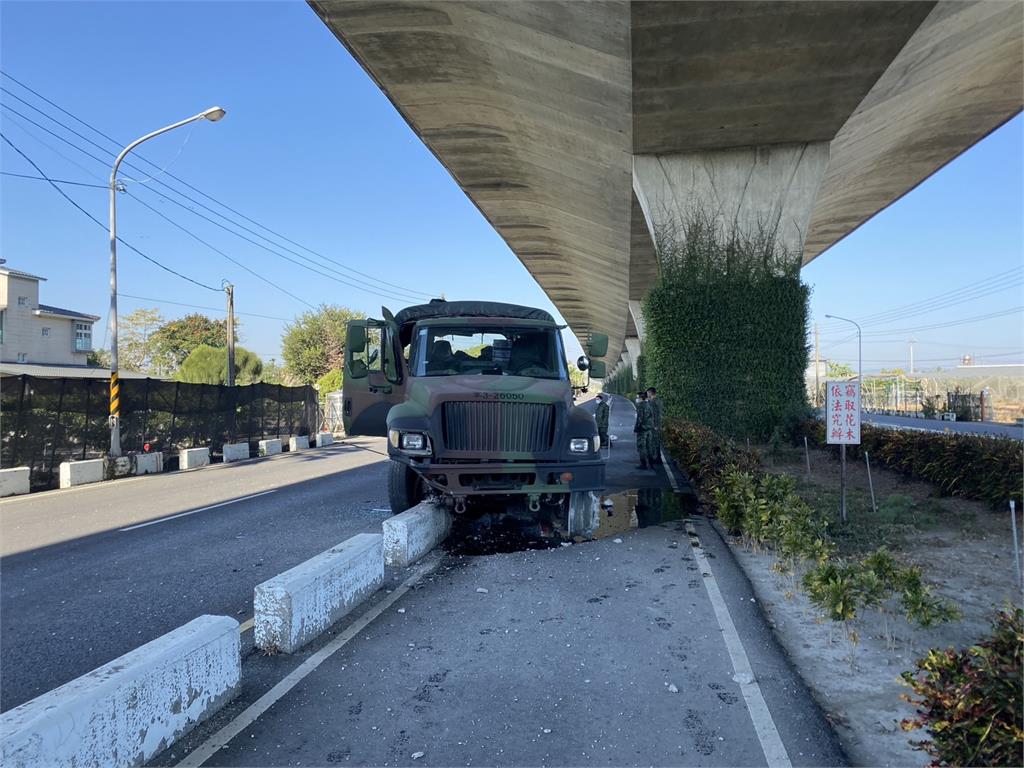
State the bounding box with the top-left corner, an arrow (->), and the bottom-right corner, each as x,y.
310,0 -> 1022,375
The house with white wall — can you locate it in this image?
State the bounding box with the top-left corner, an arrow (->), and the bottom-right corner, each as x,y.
0,266 -> 100,368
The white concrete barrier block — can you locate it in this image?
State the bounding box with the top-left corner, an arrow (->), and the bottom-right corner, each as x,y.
289,435 -> 309,451
315,431 -> 334,448
133,452 -> 163,476
383,502 -> 452,567
258,438 -> 282,457
0,615 -> 240,768
179,447 -> 210,470
59,459 -> 104,489
222,442 -> 250,463
0,467 -> 30,497
255,533 -> 383,654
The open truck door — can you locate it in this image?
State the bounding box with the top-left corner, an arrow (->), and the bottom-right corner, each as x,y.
342,312 -> 405,436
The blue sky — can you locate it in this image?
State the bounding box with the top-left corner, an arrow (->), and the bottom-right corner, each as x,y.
2,1 -> 1021,373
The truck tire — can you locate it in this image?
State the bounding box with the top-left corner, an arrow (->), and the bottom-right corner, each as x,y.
388,460 -> 422,514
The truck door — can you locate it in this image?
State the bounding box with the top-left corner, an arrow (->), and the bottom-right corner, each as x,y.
342,317 -> 405,436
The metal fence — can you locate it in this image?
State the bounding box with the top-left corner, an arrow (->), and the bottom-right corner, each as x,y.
1,375 -> 319,490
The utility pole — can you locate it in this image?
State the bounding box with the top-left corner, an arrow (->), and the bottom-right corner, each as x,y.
908,338 -> 916,375
814,323 -> 820,407
224,282 -> 236,387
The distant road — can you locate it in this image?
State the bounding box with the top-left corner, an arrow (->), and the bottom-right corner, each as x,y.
863,413 -> 1023,439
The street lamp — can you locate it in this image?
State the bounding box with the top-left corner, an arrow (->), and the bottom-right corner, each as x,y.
108,107 -> 226,457
824,314 -> 862,382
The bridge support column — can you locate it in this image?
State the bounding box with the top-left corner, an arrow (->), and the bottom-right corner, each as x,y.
633,142 -> 830,258
624,338 -> 642,380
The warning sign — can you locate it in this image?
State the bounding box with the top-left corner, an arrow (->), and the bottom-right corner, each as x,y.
826,380 -> 861,445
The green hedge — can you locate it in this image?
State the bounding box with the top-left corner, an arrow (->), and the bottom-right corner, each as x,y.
802,420 -> 1023,509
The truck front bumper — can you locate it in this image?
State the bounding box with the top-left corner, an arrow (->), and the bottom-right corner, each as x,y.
401,456 -> 605,497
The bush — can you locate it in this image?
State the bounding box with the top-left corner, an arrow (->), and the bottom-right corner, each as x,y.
316,368 -> 343,395
901,608 -> 1023,767
661,419 -> 760,490
803,419 -> 1023,509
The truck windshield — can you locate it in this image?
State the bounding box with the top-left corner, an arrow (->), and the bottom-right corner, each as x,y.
411,325 -> 567,379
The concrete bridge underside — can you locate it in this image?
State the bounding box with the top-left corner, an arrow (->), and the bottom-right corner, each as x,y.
311,0 -> 1023,373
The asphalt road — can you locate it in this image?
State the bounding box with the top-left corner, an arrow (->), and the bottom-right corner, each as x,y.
158,396 -> 845,767
0,438 -> 392,711
863,412 -> 1023,439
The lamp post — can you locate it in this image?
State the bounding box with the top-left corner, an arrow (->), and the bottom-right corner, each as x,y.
825,313 -> 862,524
108,107 -> 226,457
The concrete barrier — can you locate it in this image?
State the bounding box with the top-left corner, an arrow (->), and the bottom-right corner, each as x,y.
258,438 -> 282,457
315,432 -> 334,448
383,502 -> 452,567
59,459 -> 104,489
133,452 -> 163,476
222,442 -> 250,463
179,447 -> 210,470
0,615 -> 240,768
0,467 -> 30,497
289,435 -> 309,451
254,533 -> 383,653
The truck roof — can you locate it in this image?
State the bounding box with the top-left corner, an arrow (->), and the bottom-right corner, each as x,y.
394,300 -> 554,327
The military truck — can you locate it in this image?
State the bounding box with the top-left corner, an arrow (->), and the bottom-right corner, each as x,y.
342,300 -> 609,537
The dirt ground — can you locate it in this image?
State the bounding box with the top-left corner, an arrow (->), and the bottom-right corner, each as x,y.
720,443 -> 1022,768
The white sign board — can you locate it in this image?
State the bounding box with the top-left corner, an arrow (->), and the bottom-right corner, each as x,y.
826,380 -> 861,445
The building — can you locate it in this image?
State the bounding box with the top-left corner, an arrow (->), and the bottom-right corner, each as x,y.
0,266 -> 100,368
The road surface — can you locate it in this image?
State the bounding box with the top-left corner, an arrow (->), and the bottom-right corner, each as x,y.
863,412 -> 1022,439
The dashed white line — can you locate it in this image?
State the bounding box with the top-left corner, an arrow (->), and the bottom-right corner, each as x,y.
118,490 -> 277,531
175,554 -> 442,768
685,521 -> 792,768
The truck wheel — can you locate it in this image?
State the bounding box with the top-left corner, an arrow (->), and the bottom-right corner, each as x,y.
388,460 -> 422,514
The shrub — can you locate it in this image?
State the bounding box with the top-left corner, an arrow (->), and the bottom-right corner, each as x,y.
901,608 -> 1023,767
662,419 -> 760,490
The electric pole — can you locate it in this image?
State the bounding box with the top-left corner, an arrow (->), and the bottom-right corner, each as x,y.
224,282 -> 236,386
814,323 -> 820,407
908,338 -> 916,375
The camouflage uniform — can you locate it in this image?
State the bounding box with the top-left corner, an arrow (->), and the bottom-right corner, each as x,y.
648,396 -> 663,463
633,398 -> 656,469
595,398 -> 610,447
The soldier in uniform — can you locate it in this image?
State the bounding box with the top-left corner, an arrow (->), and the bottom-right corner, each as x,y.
633,391 -> 656,470
646,387 -> 663,464
595,393 -> 611,448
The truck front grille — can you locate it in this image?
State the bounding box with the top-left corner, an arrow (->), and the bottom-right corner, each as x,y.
442,401 -> 555,454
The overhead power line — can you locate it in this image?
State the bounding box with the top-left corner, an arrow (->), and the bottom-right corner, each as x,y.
118,293 -> 291,322
1,170 -> 106,188
1,99 -> 428,304
1,131 -> 220,292
1,72 -> 438,302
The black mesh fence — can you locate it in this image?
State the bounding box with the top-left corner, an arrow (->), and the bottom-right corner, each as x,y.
1,376 -> 319,490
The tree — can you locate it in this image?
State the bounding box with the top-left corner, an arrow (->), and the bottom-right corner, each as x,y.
316,368 -> 344,395
282,305 -> 364,384
87,348 -> 111,368
150,313 -> 236,372
119,308 -> 165,373
826,361 -> 855,380
176,344 -> 262,385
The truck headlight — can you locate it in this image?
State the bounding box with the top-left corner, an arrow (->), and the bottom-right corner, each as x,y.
401,433 -> 427,451
569,438 -> 590,453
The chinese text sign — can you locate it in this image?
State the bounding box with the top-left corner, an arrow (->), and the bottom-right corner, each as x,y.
826,380 -> 861,445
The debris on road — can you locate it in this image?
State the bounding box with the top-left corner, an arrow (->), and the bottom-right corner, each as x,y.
668,683 -> 679,693
411,751 -> 425,760
476,587 -> 489,593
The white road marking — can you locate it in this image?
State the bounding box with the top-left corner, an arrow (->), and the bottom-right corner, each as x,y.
685,521 -> 792,768
176,554 -> 442,767
238,618 -> 254,634
118,490 -> 277,531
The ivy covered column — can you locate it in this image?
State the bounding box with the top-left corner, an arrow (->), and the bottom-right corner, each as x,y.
631,143 -> 829,439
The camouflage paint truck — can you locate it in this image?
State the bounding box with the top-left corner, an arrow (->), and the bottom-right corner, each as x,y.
342,300 -> 608,537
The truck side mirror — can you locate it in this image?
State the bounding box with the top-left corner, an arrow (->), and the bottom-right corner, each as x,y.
576,356 -> 589,371
347,324 -> 366,354
589,360 -> 607,378
587,333 -> 608,358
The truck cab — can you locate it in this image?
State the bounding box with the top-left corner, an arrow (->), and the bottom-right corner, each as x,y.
342,300 -> 609,537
